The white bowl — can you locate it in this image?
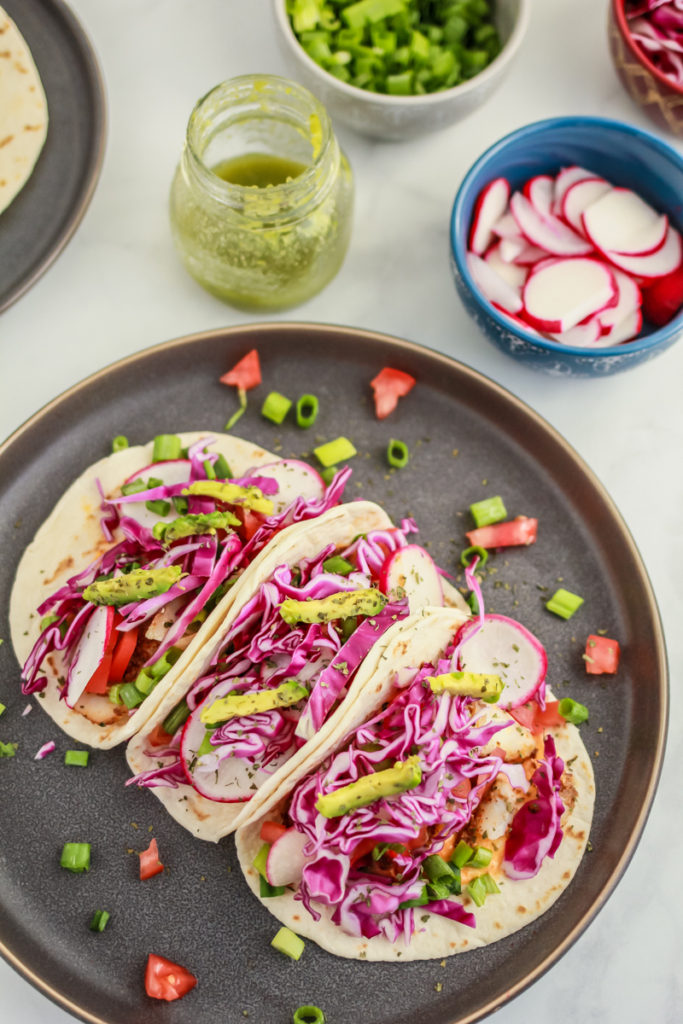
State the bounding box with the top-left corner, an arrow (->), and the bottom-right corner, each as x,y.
272,0 -> 530,141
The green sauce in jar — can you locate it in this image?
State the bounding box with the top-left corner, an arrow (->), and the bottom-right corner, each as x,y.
169,76 -> 354,311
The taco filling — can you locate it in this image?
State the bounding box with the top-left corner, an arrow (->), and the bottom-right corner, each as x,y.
20,435 -> 348,725
128,517 -> 447,805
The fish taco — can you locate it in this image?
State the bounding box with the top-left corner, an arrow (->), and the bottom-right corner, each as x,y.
235,603 -> 595,961
10,431 -> 349,748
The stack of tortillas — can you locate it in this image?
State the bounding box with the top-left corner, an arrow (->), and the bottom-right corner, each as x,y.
0,5 -> 48,216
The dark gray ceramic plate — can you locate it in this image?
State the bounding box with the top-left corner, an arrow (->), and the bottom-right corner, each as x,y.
0,324 -> 667,1024
0,0 -> 106,313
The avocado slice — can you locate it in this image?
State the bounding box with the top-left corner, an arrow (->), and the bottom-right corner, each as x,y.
279,588 -> 387,626
199,680 -> 309,726
82,565 -> 185,606
183,481 -> 273,514
315,755 -> 422,818
152,510 -> 241,545
427,670 -> 503,704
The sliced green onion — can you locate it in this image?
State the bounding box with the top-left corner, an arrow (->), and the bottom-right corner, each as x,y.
89,909 -> 110,932
271,926 -> 305,961
39,613 -> 59,632
149,647 -> 181,680
133,668 -> 157,696
452,840 -> 474,868
107,684 -> 125,706
469,846 -> 492,869
466,875 -> 487,907
172,495 -> 189,515
293,1006 -> 325,1024
469,495 -> 507,528
480,872 -> 501,895
460,545 -> 488,569
320,465 -> 337,485
111,435 -> 129,453
152,434 -> 182,462
225,386 -> 247,430
203,459 -> 217,480
467,591 -> 480,615
260,875 -> 286,898
386,438 -> 409,469
296,393 -> 319,428
261,391 -> 292,425
313,436 -> 357,468
64,750 -> 89,768
213,453 -> 232,480
0,741 -> 17,757
60,842 -> 91,873
162,699 -> 191,736
253,841 -> 270,878
0,702 -> 5,717
145,499 -> 171,517
423,854 -> 455,883
322,555 -> 354,576
558,697 -> 589,725
120,478 -> 147,497
546,588 -> 584,620
117,683 -> 145,710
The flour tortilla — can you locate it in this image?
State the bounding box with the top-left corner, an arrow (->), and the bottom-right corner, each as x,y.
236,606 -> 595,961
9,432 -> 282,748
125,503 -> 469,843
0,7 -> 48,215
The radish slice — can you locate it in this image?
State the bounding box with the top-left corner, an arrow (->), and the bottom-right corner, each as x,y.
65,605 -> 115,707
498,237 -> 526,263
180,684 -> 296,802
454,614 -> 547,710
120,459 -> 193,529
510,192 -> 594,257
550,318 -> 602,347
491,303 -> 544,337
491,212 -> 521,239
523,175 -> 554,217
266,828 -> 309,887
254,459 -> 325,516
522,257 -> 617,333
602,227 -> 683,280
582,188 -> 668,257
513,243 -> 548,266
598,269 -> 642,329
553,165 -> 596,214
469,177 -> 511,256
378,544 -> 443,612
561,177 -> 612,235
485,246 -> 528,290
467,252 -> 523,314
599,309 -> 643,345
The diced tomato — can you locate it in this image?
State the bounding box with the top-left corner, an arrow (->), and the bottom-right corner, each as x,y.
370,367 -> 416,420
109,626 -> 139,683
220,349 -> 262,390
466,516 -> 538,549
350,836 -> 379,865
144,954 -> 197,1002
235,506 -> 263,541
260,821 -> 289,844
139,838 -> 164,880
147,724 -> 173,748
84,652 -> 113,695
451,778 -> 472,800
509,700 -> 565,733
404,825 -> 429,852
584,634 -> 620,675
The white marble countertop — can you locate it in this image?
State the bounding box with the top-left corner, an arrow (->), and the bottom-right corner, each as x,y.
1,1 -> 681,1022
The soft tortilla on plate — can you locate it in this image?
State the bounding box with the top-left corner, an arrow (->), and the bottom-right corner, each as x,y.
236,607 -> 595,961
0,7 -> 48,215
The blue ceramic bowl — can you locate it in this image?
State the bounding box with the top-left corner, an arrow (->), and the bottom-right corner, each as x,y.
450,117 -> 683,377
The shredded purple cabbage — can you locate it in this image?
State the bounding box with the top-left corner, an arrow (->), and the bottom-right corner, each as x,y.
626,1 -> 683,85
503,735 -> 565,880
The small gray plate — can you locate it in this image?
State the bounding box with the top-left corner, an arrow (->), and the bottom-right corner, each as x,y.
0,324 -> 667,1024
0,0 -> 106,313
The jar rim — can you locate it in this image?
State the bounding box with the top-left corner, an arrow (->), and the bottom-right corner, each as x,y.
185,74 -> 335,203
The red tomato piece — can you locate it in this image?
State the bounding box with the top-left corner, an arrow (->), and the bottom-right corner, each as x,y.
139,838 -> 164,880
260,821 -> 289,844
220,349 -> 262,390
584,634 -> 620,675
509,700 -> 565,733
350,836 -> 379,865
147,724 -> 173,748
109,626 -> 139,683
145,954 -> 197,1002
84,653 -> 113,695
466,516 -> 538,549
370,367 -> 416,420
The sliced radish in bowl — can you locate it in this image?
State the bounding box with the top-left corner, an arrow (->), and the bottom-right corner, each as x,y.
561,177 -> 612,235
454,614 -> 547,710
510,192 -> 594,257
523,174 -> 554,217
581,188 -> 668,257
522,257 -> 617,333
469,177 -> 510,256
553,165 -> 596,213
467,253 -> 523,314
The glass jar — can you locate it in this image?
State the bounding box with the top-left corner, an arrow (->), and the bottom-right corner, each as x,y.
169,75 -> 354,311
